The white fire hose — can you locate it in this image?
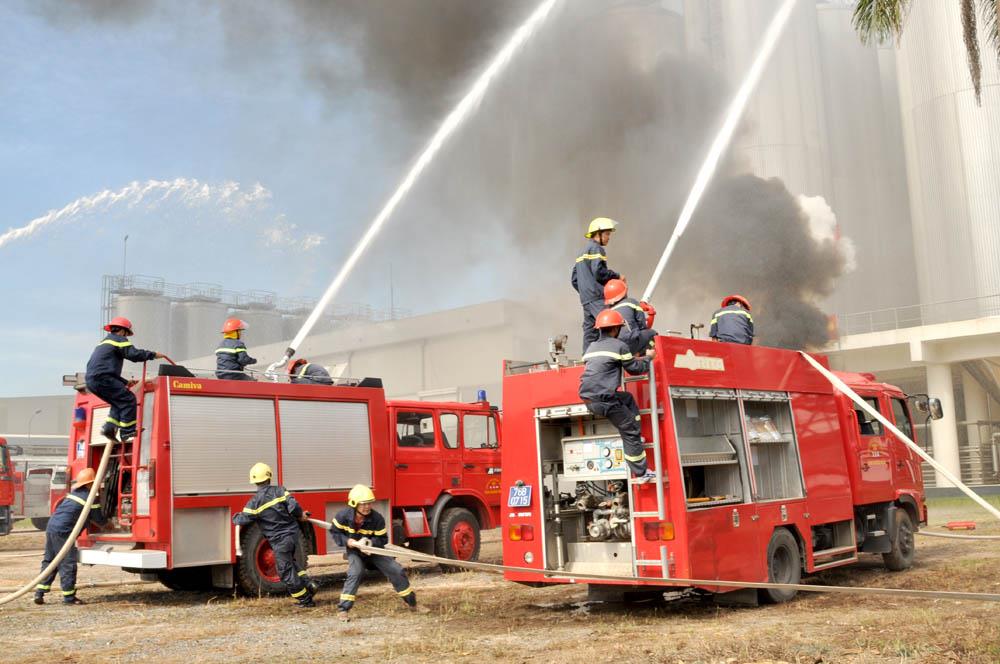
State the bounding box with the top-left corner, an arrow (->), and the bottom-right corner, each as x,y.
0,437 -> 115,606
798,351 -> 1000,523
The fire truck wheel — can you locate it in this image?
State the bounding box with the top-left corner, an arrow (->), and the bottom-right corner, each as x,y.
882,509 -> 915,571
156,567 -> 213,592
0,507 -> 11,535
434,507 -> 480,570
760,528 -> 801,604
30,517 -> 49,531
236,524 -> 307,595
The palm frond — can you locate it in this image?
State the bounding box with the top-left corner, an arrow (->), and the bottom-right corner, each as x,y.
853,0 -> 911,45
982,0 -> 1000,63
961,0 -> 982,105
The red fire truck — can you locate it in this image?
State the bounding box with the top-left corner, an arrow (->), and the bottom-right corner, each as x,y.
501,336 -> 938,604
0,439 -> 14,536
65,369 -> 501,593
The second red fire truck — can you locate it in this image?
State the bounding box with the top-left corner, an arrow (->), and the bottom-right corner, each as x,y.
65,368 -> 501,593
501,336 -> 939,604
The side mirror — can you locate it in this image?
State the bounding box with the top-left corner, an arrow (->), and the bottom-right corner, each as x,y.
928,397 -> 944,420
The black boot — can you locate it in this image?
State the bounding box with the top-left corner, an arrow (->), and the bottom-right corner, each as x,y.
100,423 -> 118,442
33,592 -> 44,605
295,595 -> 316,608
63,596 -> 84,605
306,579 -> 320,595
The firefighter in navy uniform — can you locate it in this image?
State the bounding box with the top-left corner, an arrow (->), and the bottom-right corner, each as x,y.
571,217 -> 621,354
289,358 -> 333,385
216,318 -> 257,380
710,294 -> 754,345
34,468 -> 107,605
85,316 -> 162,443
579,309 -> 656,483
603,278 -> 658,356
232,462 -> 318,607
330,484 -> 429,622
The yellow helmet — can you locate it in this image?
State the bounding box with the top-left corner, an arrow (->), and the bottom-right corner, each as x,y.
249,462 -> 273,484
585,217 -> 618,238
347,484 -> 375,508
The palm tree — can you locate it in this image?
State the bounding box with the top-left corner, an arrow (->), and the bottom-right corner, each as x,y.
853,0 -> 999,105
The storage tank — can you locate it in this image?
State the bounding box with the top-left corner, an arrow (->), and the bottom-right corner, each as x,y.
114,293 -> 172,372
232,307 -> 285,347
172,298 -> 229,363
893,1 -> 1000,308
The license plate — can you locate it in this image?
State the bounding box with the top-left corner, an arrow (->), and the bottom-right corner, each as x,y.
507,484 -> 532,508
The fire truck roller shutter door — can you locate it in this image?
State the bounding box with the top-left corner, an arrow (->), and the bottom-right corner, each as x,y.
278,400 -> 373,491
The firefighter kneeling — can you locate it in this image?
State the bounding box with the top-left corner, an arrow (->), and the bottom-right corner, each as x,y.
330,485 -> 429,622
233,462 -> 318,608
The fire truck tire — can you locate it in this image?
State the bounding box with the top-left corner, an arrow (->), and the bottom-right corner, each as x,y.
760,528 -> 801,604
882,509 -> 915,571
30,517 -> 49,531
156,566 -> 213,592
236,524 -> 307,595
434,507 -> 480,570
0,507 -> 11,536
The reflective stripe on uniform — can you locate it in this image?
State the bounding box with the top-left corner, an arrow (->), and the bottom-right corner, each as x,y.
366,528 -> 388,536
613,302 -> 644,313
582,350 -> 633,362
215,348 -> 247,354
242,492 -> 290,515
297,570 -> 308,577
66,494 -> 88,507
35,584 -> 51,591
100,339 -> 133,348
62,589 -> 76,596
397,587 -> 414,597
339,593 -> 356,601
290,587 -> 308,598
624,451 -> 647,462
297,364 -> 311,377
332,519 -> 355,533
575,253 -> 607,263
105,417 -> 136,427
710,310 -> 753,324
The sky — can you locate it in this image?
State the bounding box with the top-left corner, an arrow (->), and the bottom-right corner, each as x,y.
0,3 -> 467,396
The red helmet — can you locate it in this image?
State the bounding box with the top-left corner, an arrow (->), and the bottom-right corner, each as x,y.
603,278 -> 628,304
289,358 -> 308,373
721,294 -> 751,311
103,316 -> 134,335
594,309 -> 625,330
222,318 -> 248,334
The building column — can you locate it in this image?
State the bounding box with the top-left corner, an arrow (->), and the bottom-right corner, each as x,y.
962,369 -> 989,484
926,363 -> 961,487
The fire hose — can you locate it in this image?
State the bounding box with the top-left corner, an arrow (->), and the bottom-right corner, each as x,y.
305,519 -> 1000,603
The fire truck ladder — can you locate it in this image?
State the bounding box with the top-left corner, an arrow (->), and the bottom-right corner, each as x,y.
624,363 -> 669,579
98,363 -> 149,530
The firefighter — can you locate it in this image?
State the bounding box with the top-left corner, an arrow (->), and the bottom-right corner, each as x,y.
579,309 -> 656,483
216,318 -> 257,380
289,358 -> 333,385
710,295 -> 754,345
232,462 -> 318,608
330,484 -> 429,622
85,316 -> 163,443
603,278 -> 658,356
571,217 -> 622,354
34,468 -> 107,605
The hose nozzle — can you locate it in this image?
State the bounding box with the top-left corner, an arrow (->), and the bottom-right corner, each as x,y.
264,347 -> 296,381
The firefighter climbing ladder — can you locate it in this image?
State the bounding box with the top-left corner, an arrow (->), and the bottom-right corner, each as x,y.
625,364 -> 669,578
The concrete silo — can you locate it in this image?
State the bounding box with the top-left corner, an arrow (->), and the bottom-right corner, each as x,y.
172,297 -> 229,364
114,293 -> 172,373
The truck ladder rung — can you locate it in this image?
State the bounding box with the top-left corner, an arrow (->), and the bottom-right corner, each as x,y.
624,375 -> 650,384
638,408 -> 664,416
631,511 -> 660,518
635,559 -> 664,567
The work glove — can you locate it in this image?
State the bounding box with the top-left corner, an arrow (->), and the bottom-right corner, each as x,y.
357,537 -> 373,549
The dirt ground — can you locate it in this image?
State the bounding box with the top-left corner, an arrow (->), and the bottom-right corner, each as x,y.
1,498 -> 999,664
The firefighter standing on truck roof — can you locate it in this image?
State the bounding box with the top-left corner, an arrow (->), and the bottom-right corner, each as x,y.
604,278 -> 658,356
232,463 -> 318,608
85,316 -> 163,443
289,358 -> 333,385
34,468 -> 106,605
330,484 -> 429,622
710,295 -> 754,345
572,217 -> 622,354
216,318 -> 257,380
579,309 -> 656,484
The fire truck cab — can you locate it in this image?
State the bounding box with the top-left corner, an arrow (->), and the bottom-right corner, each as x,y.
501,336 -> 927,603
0,439 -> 13,536
66,369 -> 500,593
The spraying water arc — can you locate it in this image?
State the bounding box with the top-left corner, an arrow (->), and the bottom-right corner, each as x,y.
641,0 -> 799,303
267,0 -> 561,375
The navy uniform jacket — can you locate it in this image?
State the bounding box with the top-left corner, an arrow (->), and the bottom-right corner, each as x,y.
612,297 -> 650,344
85,334 -> 157,383
571,239 -> 620,305
48,486 -> 107,538
232,484 -> 302,541
579,337 -> 649,401
330,507 -> 389,549
291,363 -> 333,385
216,338 -> 257,376
710,304 -> 754,344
